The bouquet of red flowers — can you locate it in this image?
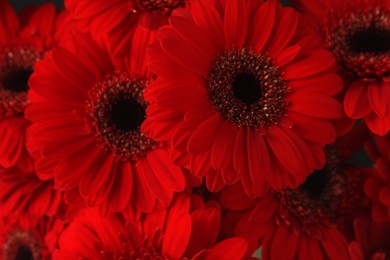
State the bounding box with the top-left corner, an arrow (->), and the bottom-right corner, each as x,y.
0,0 -> 389,259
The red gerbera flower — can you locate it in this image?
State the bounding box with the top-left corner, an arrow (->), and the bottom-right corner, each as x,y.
364,134 -> 390,222
143,0 -> 344,197
348,214 -> 390,260
65,0 -> 191,55
26,27 -> 185,217
0,165 -> 62,222
55,194 -> 248,260
291,0 -> 390,135
233,144 -> 368,260
0,215 -> 65,260
0,0 -> 69,170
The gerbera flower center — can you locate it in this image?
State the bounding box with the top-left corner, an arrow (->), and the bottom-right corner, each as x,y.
347,27 -> 390,55
3,68 -> 33,93
85,72 -> 158,161
2,230 -> 42,260
232,72 -> 263,105
325,6 -> 390,80
109,98 -> 146,132
0,46 -> 41,118
300,168 -> 328,199
279,149 -> 345,227
133,0 -> 186,14
207,49 -> 290,129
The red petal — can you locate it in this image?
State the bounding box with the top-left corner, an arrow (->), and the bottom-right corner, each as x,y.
205,238 -> 247,260
159,31 -> 211,76
378,186 -> 390,207
288,72 -> 343,96
321,229 -> 350,260
224,0 -> 248,50
27,3 -> 56,36
297,237 -> 324,260
206,172 -> 226,192
79,152 -> 114,199
368,82 -> 390,117
132,166 -> 155,213
289,112 -> 336,144
265,5 -> 299,57
146,148 -> 185,193
162,213 -> 192,259
188,114 -> 223,154
248,1 -> 275,53
211,121 -> 238,169
266,126 -> 305,175
275,45 -> 301,67
190,0 -> 224,50
247,128 -> 270,186
271,225 -> 299,260
283,50 -> 336,79
137,159 -> 172,204
365,112 -> 389,136
290,92 -> 343,119
344,80 -> 371,118
170,15 -> 218,59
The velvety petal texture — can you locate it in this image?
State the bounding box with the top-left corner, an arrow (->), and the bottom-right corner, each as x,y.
26,27 -> 185,217
56,194 -> 248,260
290,0 -> 390,136
144,0 -> 343,197
0,1 -> 69,170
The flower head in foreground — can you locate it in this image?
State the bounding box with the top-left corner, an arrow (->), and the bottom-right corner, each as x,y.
55,194 -> 248,260
291,0 -> 390,135
233,143 -> 368,260
65,0 -> 192,55
143,0 -> 344,197
26,27 -> 185,218
0,0 -> 69,170
364,134 -> 390,222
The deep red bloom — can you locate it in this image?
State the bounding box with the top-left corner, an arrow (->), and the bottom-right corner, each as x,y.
364,134 -> 390,222
232,143 -> 369,260
65,0 -> 191,55
0,166 -> 62,222
143,0 -> 344,197
55,194 -> 248,259
0,215 -> 65,260
0,1 -> 69,170
291,0 -> 390,135
348,214 -> 390,260
26,27 -> 185,217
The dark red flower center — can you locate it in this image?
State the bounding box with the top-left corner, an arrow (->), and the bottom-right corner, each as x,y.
85,72 -> 158,161
279,149 -> 346,228
109,97 -> 146,132
0,46 -> 41,119
300,168 -> 328,199
2,230 -> 42,260
3,68 -> 33,93
232,72 -> 263,105
132,0 -> 186,14
347,26 -> 390,55
207,49 -> 290,129
325,5 -> 390,80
